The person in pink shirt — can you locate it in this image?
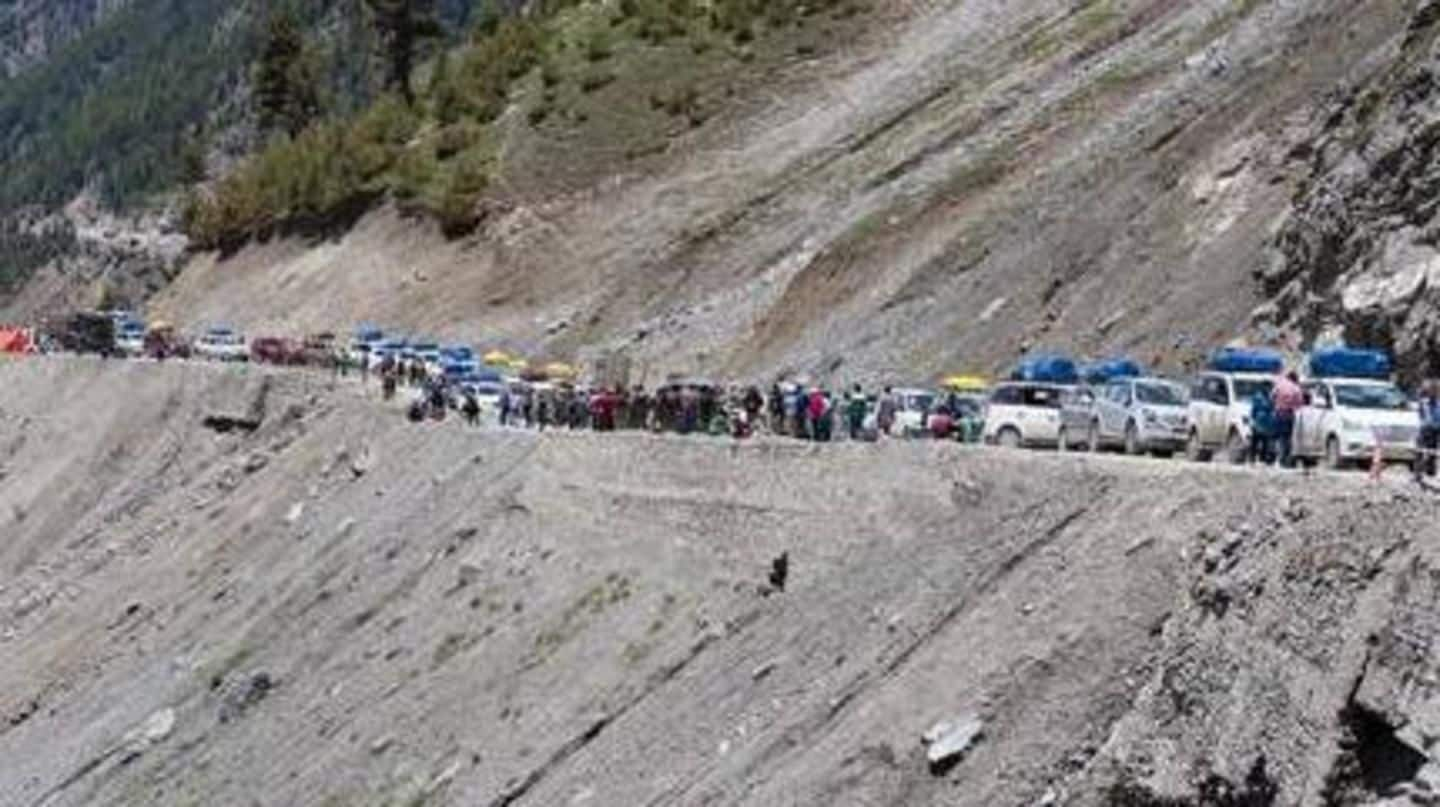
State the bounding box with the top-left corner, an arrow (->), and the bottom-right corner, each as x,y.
1271,370 -> 1305,468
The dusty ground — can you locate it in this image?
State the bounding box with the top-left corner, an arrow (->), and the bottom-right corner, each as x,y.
2,357 -> 1438,806
139,0 -> 1413,385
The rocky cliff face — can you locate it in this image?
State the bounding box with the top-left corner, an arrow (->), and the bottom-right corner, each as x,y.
0,0 -> 130,78
0,197 -> 188,321
1262,0 -> 1440,380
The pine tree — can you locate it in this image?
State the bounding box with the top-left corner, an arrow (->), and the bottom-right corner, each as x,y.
255,10 -> 322,137
364,0 -> 443,105
429,49 -> 462,124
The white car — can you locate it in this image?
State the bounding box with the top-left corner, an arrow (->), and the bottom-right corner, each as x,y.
347,328 -> 384,367
1186,371 -> 1274,463
196,328 -> 249,362
984,382 -> 1069,448
891,388 -> 938,437
1294,378 -> 1420,469
1085,377 -> 1190,456
114,320 -> 146,357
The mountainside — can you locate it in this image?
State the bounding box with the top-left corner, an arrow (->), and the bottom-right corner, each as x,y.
138,0 -> 1419,383
0,0 -> 482,303
1,358 -> 1437,806
0,0 -> 128,78
1263,0 -> 1440,382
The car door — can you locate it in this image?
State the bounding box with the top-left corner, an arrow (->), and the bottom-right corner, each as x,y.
1195,377 -> 1224,445
1108,383 -> 1133,438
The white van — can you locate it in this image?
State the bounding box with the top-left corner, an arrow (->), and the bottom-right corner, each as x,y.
1186,371 -> 1275,463
984,382 -> 1068,448
1294,378 -> 1420,469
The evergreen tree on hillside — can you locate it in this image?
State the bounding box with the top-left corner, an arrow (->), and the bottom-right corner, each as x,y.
364,0 -> 443,105
255,9 -> 321,137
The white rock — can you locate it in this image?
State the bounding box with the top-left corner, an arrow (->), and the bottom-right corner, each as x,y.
923,713 -> 984,765
140,708 -> 176,743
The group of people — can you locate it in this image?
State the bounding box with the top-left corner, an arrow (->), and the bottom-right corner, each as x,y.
1247,372 -> 1440,479
364,361 -> 982,444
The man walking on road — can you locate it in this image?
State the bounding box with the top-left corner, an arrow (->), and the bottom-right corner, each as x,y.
1417,381 -> 1440,481
1271,370 -> 1305,469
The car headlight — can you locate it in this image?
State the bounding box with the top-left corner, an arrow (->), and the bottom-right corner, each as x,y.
1341,419 -> 1364,433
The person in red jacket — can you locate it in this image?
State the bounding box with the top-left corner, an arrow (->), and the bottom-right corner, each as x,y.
1271,370 -> 1305,469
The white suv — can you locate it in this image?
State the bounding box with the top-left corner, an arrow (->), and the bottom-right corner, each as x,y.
196,327 -> 249,362
1085,377 -> 1190,456
984,382 -> 1068,448
1294,378 -> 1419,469
1186,372 -> 1275,463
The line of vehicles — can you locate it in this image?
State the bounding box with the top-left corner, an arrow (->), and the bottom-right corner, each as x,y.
36,310 -> 1426,471
969,347 -> 1424,470
43,314 -> 571,414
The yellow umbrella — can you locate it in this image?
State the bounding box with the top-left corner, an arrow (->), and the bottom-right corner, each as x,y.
942,375 -> 989,392
483,350 -> 512,366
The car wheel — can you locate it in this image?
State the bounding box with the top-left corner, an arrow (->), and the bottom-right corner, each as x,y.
1186,431 -> 1210,463
1124,421 -> 1142,456
1325,436 -> 1346,471
1226,429 -> 1248,465
998,428 -> 1022,449
1087,421 -> 1102,453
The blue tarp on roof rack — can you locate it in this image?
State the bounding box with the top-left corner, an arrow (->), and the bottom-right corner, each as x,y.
1081,358 -> 1144,385
1011,354 -> 1079,384
1208,347 -> 1284,374
1309,347 -> 1392,379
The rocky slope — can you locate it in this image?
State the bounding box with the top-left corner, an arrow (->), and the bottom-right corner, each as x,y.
0,197 -> 188,319
1,357 -> 1437,806
138,0 -> 1414,384
1263,0 -> 1440,382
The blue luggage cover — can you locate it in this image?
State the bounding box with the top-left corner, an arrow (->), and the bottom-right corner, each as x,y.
1011,354 -> 1079,384
1208,347 -> 1284,374
1081,358 -> 1144,385
1308,347 -> 1392,379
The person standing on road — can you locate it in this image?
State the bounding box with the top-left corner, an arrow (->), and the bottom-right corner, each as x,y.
1271,370 -> 1305,469
498,385 -> 512,427
877,386 -> 897,437
846,384 -> 867,441
1248,388 -> 1276,465
462,389 -> 480,427
744,386 -> 765,433
1417,381 -> 1440,480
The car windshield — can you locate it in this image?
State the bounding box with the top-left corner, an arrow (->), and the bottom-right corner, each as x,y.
1136,382 -> 1186,406
1233,379 -> 1273,400
906,394 -> 935,412
1333,383 -> 1410,411
952,399 -> 983,417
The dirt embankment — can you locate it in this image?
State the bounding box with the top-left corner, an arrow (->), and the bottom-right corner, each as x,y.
136,0 -> 1412,384
1,357 -> 1438,806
